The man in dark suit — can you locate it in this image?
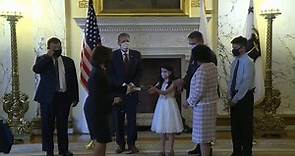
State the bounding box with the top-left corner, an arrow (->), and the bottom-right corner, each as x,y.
33,37 -> 79,156
111,33 -> 143,154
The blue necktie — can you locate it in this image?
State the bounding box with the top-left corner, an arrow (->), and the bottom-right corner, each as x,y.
230,59 -> 239,98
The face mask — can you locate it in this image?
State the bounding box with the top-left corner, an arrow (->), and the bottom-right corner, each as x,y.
190,44 -> 197,50
189,43 -> 198,50
53,49 -> 62,57
231,48 -> 240,56
120,42 -> 130,51
161,72 -> 169,79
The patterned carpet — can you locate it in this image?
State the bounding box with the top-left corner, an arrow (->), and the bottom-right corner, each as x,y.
2,133 -> 295,156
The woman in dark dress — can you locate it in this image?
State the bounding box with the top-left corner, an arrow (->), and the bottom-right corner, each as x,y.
84,46 -> 126,156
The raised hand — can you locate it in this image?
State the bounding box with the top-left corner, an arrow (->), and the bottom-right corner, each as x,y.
147,86 -> 157,94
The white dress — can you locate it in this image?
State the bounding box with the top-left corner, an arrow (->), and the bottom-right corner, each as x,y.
151,82 -> 184,134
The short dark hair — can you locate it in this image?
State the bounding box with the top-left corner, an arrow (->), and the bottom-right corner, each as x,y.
118,33 -> 130,41
47,37 -> 61,49
188,31 -> 203,40
91,46 -> 112,67
193,45 -> 212,63
231,36 -> 248,48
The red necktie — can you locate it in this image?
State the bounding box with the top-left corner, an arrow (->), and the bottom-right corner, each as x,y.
123,52 -> 129,73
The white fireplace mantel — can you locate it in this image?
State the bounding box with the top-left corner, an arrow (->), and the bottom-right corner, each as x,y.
74,17 -> 200,32
74,17 -> 200,60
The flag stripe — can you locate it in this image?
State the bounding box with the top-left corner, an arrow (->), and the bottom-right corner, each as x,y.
80,0 -> 101,90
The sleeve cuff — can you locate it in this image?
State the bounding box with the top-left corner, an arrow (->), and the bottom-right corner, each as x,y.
187,99 -> 195,107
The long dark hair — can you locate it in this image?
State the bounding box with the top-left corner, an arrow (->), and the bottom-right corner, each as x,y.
91,46 -> 112,68
157,65 -> 175,90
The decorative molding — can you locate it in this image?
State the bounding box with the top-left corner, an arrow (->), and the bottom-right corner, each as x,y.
74,17 -> 200,32
78,0 -> 88,8
136,47 -> 188,57
191,0 -> 200,7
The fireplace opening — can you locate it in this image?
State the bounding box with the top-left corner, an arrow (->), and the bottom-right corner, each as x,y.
137,58 -> 182,113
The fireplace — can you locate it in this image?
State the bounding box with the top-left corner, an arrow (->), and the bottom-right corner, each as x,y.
136,57 -> 184,126
137,57 -> 181,112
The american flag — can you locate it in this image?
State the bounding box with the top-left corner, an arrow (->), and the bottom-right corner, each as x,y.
80,0 -> 101,89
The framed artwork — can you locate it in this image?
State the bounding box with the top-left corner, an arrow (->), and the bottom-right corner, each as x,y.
94,0 -> 190,16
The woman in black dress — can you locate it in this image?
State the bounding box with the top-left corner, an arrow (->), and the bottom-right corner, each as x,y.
84,46 -> 126,156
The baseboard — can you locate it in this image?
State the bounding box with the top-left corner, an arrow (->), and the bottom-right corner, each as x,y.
216,114 -> 295,126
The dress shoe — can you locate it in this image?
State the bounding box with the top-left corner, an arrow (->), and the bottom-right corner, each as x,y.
46,151 -> 54,156
85,140 -> 95,150
188,146 -> 213,156
126,145 -> 139,154
59,151 -> 73,156
115,145 -> 125,153
230,153 -> 241,156
188,145 -> 201,155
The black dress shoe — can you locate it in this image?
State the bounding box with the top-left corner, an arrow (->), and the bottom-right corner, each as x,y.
46,151 -> 54,156
126,145 -> 139,154
115,145 -> 125,154
188,145 -> 201,155
230,153 -> 241,156
59,151 -> 73,156
188,145 -> 213,156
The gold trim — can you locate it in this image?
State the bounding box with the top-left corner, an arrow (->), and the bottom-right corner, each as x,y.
94,0 -> 189,16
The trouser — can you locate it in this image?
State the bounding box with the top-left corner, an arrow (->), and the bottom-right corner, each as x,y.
40,92 -> 71,153
230,89 -> 254,156
114,93 -> 138,146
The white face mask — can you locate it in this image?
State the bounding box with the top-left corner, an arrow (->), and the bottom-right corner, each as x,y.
120,42 -> 130,51
190,44 -> 197,50
160,68 -> 171,80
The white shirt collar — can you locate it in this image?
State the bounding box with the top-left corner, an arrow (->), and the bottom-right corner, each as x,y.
121,49 -> 129,56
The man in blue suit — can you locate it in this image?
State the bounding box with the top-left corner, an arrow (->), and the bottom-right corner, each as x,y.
33,37 -> 79,156
111,33 -> 143,154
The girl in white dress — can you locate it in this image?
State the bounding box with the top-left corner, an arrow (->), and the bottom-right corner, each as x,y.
149,65 -> 184,156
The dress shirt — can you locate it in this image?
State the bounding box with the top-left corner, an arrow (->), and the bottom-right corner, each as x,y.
53,56 -> 67,92
229,53 -> 255,103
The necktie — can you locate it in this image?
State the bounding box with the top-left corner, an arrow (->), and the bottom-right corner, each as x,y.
54,58 -> 60,91
123,52 -> 129,73
230,59 -> 239,98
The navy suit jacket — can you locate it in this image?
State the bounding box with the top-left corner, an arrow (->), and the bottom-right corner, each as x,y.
33,54 -> 79,105
111,49 -> 143,96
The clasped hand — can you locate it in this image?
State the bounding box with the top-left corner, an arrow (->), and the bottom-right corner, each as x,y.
126,83 -> 137,95
182,101 -> 189,109
112,97 -> 122,105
